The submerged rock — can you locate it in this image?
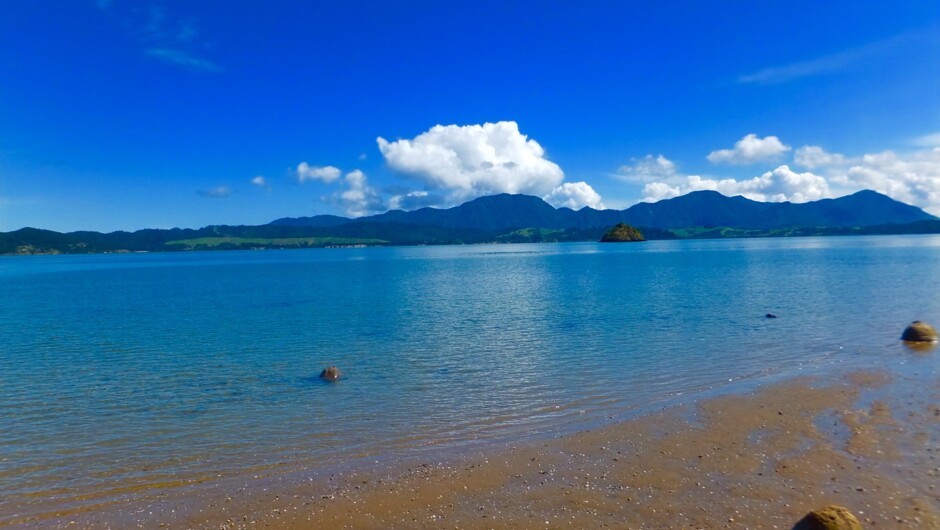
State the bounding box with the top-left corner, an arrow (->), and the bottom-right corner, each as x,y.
901,321 -> 938,342
320,366 -> 342,382
765,313 -> 778,319
794,505 -> 862,530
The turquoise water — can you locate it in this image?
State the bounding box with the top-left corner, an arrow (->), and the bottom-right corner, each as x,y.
2,236 -> 939,520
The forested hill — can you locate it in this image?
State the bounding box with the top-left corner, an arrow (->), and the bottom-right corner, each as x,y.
272,189 -> 936,232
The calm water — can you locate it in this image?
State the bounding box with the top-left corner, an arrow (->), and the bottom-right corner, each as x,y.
2,236 -> 939,521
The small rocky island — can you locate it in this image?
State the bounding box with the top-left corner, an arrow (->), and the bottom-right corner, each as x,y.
600,223 -> 646,242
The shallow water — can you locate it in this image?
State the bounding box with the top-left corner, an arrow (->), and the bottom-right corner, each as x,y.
1,236 -> 939,521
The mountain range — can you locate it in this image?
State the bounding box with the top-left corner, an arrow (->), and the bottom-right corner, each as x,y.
271,189 -> 935,232
2,190 -> 938,255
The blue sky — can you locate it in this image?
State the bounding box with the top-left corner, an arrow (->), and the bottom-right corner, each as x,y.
1,1 -> 939,232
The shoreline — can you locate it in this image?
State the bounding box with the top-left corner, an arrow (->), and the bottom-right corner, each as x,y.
10,356 -> 938,529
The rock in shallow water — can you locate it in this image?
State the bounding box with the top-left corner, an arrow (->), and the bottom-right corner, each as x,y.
794,505 -> 862,530
320,366 -> 341,382
901,321 -> 938,342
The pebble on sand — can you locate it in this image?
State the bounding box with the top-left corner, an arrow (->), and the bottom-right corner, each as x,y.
795,505 -> 862,530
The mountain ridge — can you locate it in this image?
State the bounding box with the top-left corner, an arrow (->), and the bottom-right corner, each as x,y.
271,189 -> 937,231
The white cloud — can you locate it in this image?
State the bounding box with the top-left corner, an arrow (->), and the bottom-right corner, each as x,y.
388,190 -> 442,211
639,144 -> 940,215
833,149 -> 940,213
641,165 -> 829,204
197,186 -> 232,199
707,134 -> 792,165
789,145 -> 940,214
250,175 -> 267,187
793,145 -> 849,169
543,182 -> 605,210
377,121 -> 564,204
913,132 -> 940,147
296,163 -> 341,184
763,165 -> 832,203
615,154 -> 678,183
334,170 -> 384,217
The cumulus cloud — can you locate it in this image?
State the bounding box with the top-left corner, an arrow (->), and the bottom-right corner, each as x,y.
296,163 -> 341,184
250,175 -> 267,187
387,190 -> 443,211
197,186 -> 232,199
707,134 -> 792,165
615,154 -> 678,183
543,182 -> 605,210
830,148 -> 940,213
762,165 -> 832,202
793,146 -> 848,169
377,121 -> 564,204
638,143 -> 940,215
641,165 -> 830,204
790,144 -> 940,213
334,170 -> 384,217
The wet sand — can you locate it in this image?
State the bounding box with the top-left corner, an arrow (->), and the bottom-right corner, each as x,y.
9,365 -> 939,529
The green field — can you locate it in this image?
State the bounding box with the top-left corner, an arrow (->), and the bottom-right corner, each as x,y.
165,236 -> 388,249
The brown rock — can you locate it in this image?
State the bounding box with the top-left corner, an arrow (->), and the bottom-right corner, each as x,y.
901,321 -> 938,342
320,366 -> 341,382
794,505 -> 862,530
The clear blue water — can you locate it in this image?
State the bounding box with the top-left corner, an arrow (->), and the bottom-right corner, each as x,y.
1,236 -> 939,520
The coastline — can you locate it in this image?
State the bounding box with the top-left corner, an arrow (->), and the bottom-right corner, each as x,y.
11,355 -> 938,529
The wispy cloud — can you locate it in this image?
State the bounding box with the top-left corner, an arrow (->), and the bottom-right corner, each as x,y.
197,186 -> 232,198
142,4 -> 167,38
739,30 -> 925,84
739,48 -> 868,85
176,18 -> 197,43
146,47 -> 222,72
913,132 -> 940,147
96,2 -> 222,73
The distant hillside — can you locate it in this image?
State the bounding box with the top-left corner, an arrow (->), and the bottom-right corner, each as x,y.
619,189 -> 934,229
3,190 -> 939,255
271,189 -> 937,232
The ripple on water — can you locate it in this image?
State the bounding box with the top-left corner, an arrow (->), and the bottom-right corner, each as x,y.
1,236 -> 940,521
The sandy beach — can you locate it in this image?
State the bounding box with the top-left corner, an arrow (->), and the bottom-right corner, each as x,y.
18,355 -> 936,530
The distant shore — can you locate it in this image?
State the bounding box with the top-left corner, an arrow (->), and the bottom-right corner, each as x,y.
14,360 -> 938,529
